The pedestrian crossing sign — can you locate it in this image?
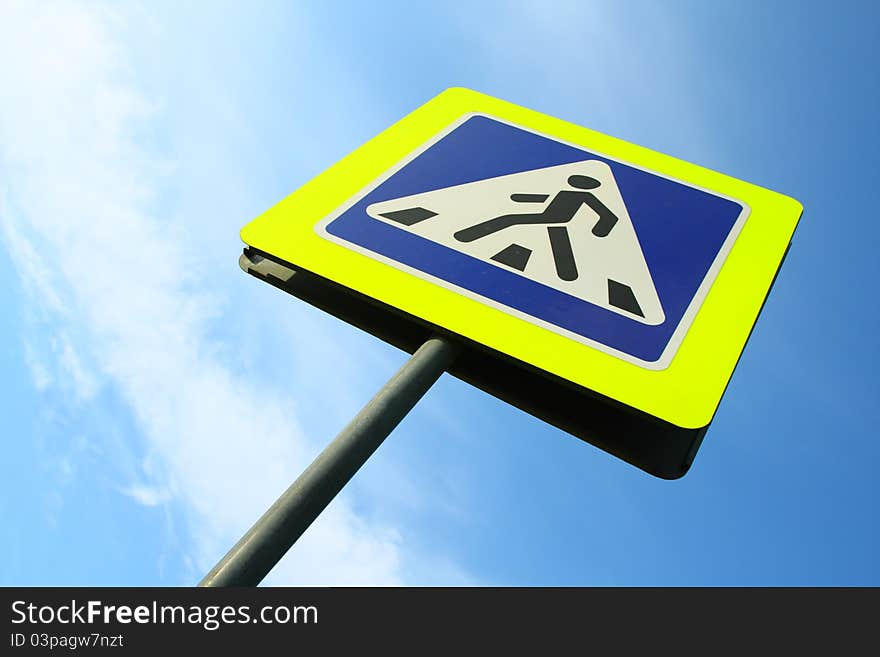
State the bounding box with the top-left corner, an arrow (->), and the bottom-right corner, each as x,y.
240,88 -> 801,477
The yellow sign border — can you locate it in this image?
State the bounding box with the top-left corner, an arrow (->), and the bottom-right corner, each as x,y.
241,88 -> 802,429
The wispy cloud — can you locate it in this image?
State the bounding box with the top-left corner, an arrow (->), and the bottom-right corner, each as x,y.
0,0 -> 414,585
23,341 -> 52,392
119,483 -> 173,508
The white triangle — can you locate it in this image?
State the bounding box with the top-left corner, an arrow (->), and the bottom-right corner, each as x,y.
366,160 -> 665,325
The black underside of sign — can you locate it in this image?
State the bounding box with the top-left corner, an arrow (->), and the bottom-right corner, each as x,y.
240,247 -> 708,479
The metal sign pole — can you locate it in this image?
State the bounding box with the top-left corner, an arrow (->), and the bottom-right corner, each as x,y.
199,335 -> 459,587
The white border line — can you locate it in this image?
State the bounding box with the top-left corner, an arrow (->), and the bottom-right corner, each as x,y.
314,112 -> 751,371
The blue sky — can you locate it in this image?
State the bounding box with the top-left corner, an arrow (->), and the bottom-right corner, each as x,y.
0,0 -> 877,586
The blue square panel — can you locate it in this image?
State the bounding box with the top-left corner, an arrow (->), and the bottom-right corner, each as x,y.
319,115 -> 747,368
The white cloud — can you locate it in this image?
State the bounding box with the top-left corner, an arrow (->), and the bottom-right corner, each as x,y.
120,483 -> 173,507
23,341 -> 52,391
52,331 -> 99,401
0,0 -> 409,585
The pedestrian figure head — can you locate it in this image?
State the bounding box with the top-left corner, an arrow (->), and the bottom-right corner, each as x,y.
567,175 -> 600,190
